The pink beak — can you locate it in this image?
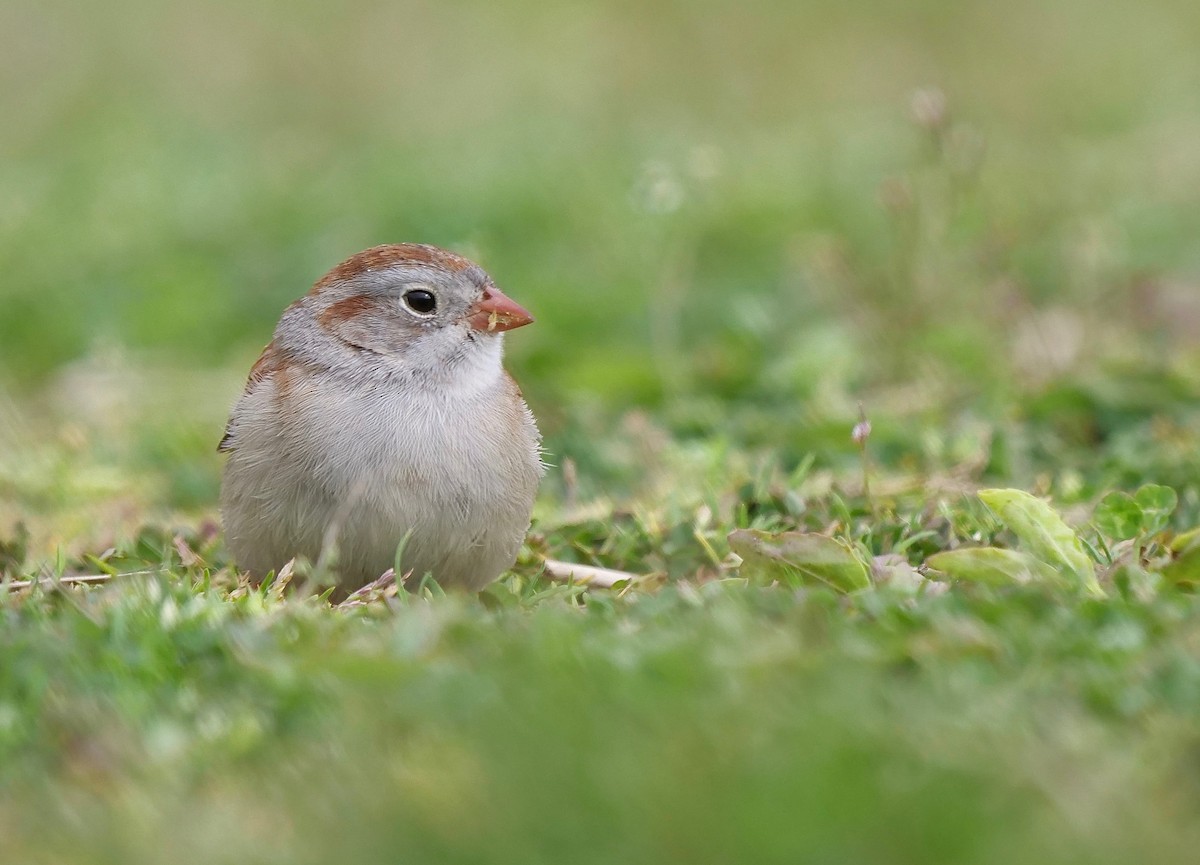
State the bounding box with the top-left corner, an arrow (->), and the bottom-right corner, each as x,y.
465,285 -> 534,332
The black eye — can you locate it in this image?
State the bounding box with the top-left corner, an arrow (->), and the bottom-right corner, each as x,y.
403,289 -> 437,315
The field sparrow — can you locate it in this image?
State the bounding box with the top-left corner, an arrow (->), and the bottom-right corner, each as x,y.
219,244 -> 544,592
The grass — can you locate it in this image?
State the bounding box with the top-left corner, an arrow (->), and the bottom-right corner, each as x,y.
4,0 -> 1200,862
7,578 -> 1200,864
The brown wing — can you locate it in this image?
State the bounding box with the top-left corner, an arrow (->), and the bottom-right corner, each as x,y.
217,342 -> 282,452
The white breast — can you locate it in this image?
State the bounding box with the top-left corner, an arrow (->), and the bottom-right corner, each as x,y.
220,350 -> 543,591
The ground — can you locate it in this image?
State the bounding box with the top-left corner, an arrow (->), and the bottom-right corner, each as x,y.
3,1 -> 1200,862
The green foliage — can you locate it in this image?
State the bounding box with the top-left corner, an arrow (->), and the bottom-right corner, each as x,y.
1095,492 -> 1147,542
6,575 -> 1200,864
728,528 -> 870,592
925,547 -> 1055,586
1096,484 -> 1178,541
1133,485 -> 1179,535
978,488 -> 1103,596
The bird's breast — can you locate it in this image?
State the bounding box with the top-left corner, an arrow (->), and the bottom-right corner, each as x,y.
295,371 -> 541,523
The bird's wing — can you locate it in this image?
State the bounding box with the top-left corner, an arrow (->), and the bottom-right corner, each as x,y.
217,342 -> 282,453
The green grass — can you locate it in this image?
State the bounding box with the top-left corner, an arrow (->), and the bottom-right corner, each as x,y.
4,0 -> 1200,862
7,578 -> 1200,864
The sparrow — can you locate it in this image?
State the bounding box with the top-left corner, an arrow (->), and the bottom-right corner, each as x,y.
218,243 -> 544,593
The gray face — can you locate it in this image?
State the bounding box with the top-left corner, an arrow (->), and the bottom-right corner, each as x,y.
313,263 -> 500,372
373,262 -> 492,333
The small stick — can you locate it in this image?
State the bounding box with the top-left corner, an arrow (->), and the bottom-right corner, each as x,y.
542,559 -> 640,588
2,571 -> 156,591
852,402 -> 875,519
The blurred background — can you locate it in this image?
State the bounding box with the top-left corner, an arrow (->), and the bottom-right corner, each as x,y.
3,0 -> 1200,563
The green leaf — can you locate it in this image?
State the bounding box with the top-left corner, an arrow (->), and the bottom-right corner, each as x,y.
1163,546 -> 1200,590
1170,527 -> 1200,555
728,529 -> 870,593
925,547 -> 1058,586
1134,484 -> 1177,535
977,489 -> 1103,596
1094,492 -> 1143,541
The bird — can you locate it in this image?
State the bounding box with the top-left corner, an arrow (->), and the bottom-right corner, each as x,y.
218,243 -> 544,594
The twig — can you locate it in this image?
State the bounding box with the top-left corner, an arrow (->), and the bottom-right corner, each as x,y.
2,569 -> 157,591
542,559 -> 640,588
852,402 -> 876,519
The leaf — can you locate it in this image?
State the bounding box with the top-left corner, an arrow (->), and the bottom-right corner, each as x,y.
1170,527 -> 1200,555
1163,546 -> 1200,590
977,489 -> 1103,596
1094,492 -> 1143,542
728,529 -> 870,593
925,547 -> 1058,586
1134,484 -> 1177,535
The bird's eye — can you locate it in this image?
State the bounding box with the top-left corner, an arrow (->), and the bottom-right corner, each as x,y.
403,289 -> 437,315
